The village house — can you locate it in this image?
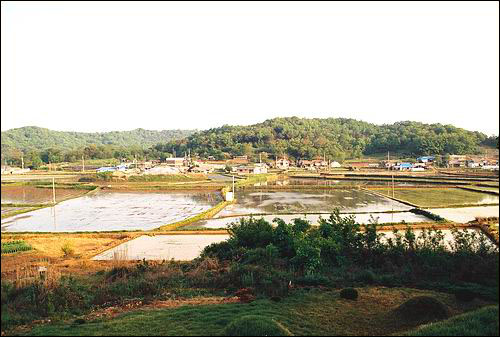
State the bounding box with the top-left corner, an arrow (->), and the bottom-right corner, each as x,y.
447,155 -> 467,168
165,157 -> 187,168
275,158 -> 291,170
392,162 -> 413,171
234,163 -> 268,175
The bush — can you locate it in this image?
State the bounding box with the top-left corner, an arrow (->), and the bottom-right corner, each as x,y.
61,243 -> 74,257
1,240 -> 33,254
395,296 -> 449,322
78,176 -> 97,182
295,274 -> 331,287
454,288 -> 476,302
224,315 -> 292,336
355,270 -> 376,285
340,288 -> 358,300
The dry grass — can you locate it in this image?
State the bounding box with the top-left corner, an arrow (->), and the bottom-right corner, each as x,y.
0,232 -> 139,281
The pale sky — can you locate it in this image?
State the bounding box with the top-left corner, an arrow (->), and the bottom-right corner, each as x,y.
1,1 -> 499,135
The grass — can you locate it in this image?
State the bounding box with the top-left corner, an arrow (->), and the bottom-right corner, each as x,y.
155,200 -> 234,231
1,240 -> 33,254
404,305 -> 499,336
373,188 -> 499,208
14,287 -> 491,336
1,206 -> 44,219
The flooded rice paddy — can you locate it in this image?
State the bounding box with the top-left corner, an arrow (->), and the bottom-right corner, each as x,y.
1,186 -> 87,204
92,234 -> 229,261
426,206 -> 499,223
2,183 -> 498,232
1,191 -> 222,232
187,212 -> 430,229
215,189 -> 413,218
266,178 -> 440,187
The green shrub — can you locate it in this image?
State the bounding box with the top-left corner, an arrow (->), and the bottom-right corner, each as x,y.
395,296 -> 449,322
295,274 -> 331,287
1,240 -> 33,254
224,315 -> 292,336
378,274 -> 401,287
454,288 -> 476,302
78,176 -> 97,182
340,288 -> 358,300
409,208 -> 446,222
96,172 -> 113,181
355,270 -> 376,285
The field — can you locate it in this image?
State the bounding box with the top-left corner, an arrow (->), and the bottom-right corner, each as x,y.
369,188 -> 499,208
1,171 -> 499,336
10,287 -> 494,336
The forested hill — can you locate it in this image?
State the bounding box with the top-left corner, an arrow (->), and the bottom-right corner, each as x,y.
155,117 -> 497,160
1,126 -> 196,152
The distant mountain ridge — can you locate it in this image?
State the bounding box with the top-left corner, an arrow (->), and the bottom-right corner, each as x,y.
1,126 -> 197,152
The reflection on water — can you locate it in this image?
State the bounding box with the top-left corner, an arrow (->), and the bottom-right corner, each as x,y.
189,212 -> 430,229
216,189 -> 412,217
1,191 -> 222,232
1,186 -> 85,204
426,206 -> 499,223
92,234 -> 229,261
268,178 -> 431,187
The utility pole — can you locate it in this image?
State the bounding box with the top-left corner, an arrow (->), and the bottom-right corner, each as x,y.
21,156 -> 24,170
52,177 -> 56,204
82,155 -> 85,173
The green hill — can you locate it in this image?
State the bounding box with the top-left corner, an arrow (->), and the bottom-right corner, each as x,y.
1,126 -> 196,152
154,117 -> 497,161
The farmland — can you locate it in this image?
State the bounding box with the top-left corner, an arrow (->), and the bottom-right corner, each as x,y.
1,169 -> 498,336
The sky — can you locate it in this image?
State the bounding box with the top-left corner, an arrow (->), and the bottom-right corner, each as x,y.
1,1 -> 499,135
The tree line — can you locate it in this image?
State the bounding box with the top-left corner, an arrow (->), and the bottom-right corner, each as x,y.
1,118 -> 498,168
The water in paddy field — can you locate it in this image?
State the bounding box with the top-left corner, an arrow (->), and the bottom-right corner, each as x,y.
92,234 -> 230,261
1,191 -> 222,232
188,212 -> 430,229
267,178 -> 435,187
216,189 -> 413,218
1,186 -> 86,204
426,206 -> 499,223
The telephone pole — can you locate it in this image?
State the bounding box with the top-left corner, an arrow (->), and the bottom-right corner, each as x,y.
52,177 -> 56,204
82,155 -> 85,173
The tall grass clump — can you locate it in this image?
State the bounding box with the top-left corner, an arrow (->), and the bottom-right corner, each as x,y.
1,240 -> 33,254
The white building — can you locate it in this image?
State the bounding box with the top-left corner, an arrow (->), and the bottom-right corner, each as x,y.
276,158 -> 290,170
